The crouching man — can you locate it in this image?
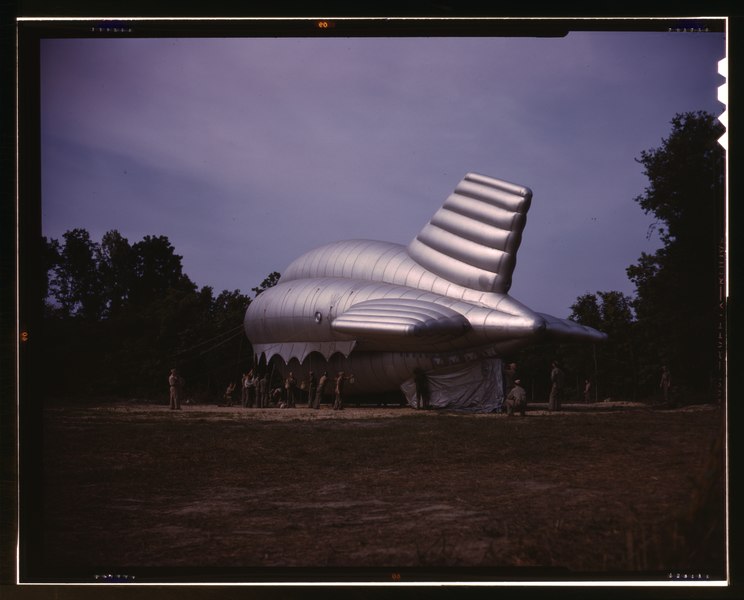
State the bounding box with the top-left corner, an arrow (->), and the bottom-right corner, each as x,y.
505,379 -> 527,417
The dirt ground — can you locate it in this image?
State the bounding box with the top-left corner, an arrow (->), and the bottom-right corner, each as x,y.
34,399 -> 726,583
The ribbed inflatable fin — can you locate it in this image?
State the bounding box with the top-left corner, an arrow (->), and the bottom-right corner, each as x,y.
407,173 -> 532,294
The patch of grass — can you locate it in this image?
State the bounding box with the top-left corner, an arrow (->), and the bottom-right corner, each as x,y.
34,404 -> 725,579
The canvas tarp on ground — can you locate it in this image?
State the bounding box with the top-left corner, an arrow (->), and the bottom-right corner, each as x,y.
400,358 -> 504,413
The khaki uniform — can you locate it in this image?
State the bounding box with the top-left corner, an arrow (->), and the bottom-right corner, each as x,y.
549,366 -> 564,411
225,382 -> 236,406
315,374 -> 328,408
307,372 -> 317,408
285,375 -> 297,408
506,384 -> 527,416
241,375 -> 250,407
333,373 -> 346,410
257,376 -> 268,408
660,368 -> 672,405
168,373 -> 183,410
413,369 -> 430,409
247,376 -> 256,408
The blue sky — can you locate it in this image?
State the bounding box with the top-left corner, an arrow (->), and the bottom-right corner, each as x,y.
40,27 -> 726,318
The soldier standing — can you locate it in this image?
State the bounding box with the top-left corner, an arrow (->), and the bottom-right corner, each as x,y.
549,361 -> 564,411
257,373 -> 268,408
307,371 -> 317,408
246,370 -> 257,408
505,379 -> 527,417
315,371 -> 328,409
241,372 -> 250,407
168,368 -> 183,410
224,381 -> 236,406
413,368 -> 430,409
660,366 -> 672,405
285,372 -> 297,408
333,371 -> 349,411
583,378 -> 592,403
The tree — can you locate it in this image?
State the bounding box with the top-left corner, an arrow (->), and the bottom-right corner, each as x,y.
251,271 -> 281,296
42,230 -> 200,396
129,235 -> 196,307
41,236 -> 61,316
633,112 -> 724,249
41,228 -> 282,400
627,111 -> 725,398
568,291 -> 637,401
48,228 -> 104,319
568,293 -> 602,331
213,289 -> 251,323
96,230 -> 132,318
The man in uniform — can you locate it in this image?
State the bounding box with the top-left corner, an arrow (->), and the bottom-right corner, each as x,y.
505,378 -> 527,417
583,378 -> 592,403
168,368 -> 183,410
549,361 -> 564,411
307,371 -> 317,408
660,366 -> 672,405
241,372 -> 250,407
285,372 -> 297,408
333,371 -> 350,411
246,371 -> 257,408
257,372 -> 268,408
413,368 -> 430,409
224,381 -> 236,406
314,371 -> 328,409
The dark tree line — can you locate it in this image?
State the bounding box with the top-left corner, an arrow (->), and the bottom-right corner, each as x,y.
513,111 -> 725,405
40,111 -> 723,406
41,228 -> 280,401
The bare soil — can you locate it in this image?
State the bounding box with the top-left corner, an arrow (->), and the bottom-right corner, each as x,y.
35,399 -> 725,583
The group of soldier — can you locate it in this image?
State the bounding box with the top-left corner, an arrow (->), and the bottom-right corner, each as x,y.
505,361 -> 669,410
172,360 -> 674,412
502,360 -> 568,416
220,369 -> 353,410
170,362 -> 571,414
